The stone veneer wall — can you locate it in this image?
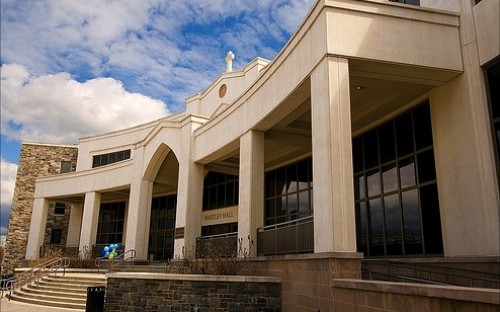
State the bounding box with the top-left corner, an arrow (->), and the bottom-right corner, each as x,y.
2,143 -> 78,272
43,202 -> 71,246
104,272 -> 281,312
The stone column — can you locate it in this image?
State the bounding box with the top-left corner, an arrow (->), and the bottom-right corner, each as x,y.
25,198 -> 50,259
79,192 -> 101,256
310,56 -> 356,253
66,203 -> 83,246
173,120 -> 204,258
238,130 -> 264,256
124,179 -> 153,260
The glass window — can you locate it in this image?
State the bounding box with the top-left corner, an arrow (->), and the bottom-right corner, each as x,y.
353,101 -> 442,257
202,171 -> 239,211
364,130 -> 379,169
60,161 -> 72,173
50,229 -> 63,245
148,195 -> 177,261
264,158 -> 313,226
396,113 -> 414,157
389,0 -> 420,5
54,202 -> 66,215
92,149 -> 131,168
96,201 -> 125,245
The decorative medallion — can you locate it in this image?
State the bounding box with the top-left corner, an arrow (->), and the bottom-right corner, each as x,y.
219,84 -> 227,98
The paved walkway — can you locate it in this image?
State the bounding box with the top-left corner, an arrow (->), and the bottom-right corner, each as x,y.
0,297 -> 83,312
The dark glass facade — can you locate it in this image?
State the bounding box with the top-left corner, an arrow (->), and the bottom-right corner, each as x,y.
202,171 -> 239,210
264,158 -> 313,226
148,195 -> 177,261
353,101 -> 443,257
96,201 -> 125,245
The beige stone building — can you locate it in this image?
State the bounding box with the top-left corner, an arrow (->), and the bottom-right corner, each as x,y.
3,0 -> 499,309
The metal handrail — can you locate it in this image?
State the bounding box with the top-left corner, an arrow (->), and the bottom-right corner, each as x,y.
95,249 -> 137,271
198,232 -> 238,240
258,215 -> 313,232
3,257 -> 70,300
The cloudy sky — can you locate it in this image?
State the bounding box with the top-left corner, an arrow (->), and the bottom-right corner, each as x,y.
0,0 -> 315,235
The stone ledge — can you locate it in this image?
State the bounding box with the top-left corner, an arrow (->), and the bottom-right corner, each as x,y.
106,272 -> 281,283
332,278 -> 500,305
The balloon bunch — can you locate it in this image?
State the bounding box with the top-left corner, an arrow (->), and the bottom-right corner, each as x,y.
103,243 -> 119,259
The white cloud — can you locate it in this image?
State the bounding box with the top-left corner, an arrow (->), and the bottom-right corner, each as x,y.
1,158 -> 17,232
0,158 -> 17,207
1,0 -> 315,113
1,64 -> 169,144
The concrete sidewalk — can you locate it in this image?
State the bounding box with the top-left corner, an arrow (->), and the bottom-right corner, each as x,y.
0,297 -> 83,312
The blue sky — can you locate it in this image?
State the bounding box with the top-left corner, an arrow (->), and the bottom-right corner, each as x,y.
0,0 -> 315,235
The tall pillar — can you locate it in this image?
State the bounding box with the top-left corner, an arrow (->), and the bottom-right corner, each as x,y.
66,203 -> 83,246
173,120 -> 204,258
238,130 -> 264,256
25,198 -> 50,259
79,192 -> 101,256
124,179 -> 153,260
310,56 -> 356,253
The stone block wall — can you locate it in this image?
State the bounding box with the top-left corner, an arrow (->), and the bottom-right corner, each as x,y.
2,143 -> 78,272
105,272 -> 281,312
43,202 -> 71,246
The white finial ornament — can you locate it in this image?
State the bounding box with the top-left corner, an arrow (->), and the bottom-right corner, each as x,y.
225,51 -> 235,72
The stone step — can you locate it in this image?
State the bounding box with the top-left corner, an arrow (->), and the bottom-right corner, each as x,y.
24,284 -> 88,298
37,279 -> 104,290
7,272 -> 106,310
8,290 -> 86,310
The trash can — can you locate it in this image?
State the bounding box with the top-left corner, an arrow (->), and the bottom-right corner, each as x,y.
86,286 -> 105,312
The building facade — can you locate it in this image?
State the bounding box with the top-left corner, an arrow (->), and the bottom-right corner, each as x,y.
4,0 -> 499,275
3,143 -> 77,271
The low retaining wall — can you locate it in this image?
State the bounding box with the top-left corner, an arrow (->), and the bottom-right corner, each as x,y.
104,272 -> 281,312
332,279 -> 500,312
251,252 -> 363,312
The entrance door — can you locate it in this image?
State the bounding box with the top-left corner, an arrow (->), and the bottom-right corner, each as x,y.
148,195 -> 177,261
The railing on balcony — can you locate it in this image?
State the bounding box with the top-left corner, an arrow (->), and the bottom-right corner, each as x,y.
196,232 -> 238,258
257,215 -> 314,256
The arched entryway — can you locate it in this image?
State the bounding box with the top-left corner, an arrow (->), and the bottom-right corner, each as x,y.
147,147 -> 179,261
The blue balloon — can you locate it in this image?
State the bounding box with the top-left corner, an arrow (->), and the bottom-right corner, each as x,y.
104,251 -> 110,257
104,246 -> 109,252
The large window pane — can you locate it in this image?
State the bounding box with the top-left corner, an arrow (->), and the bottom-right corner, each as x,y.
353,137 -> 364,173
382,164 -> 397,193
420,184 -> 443,254
367,171 -> 381,197
399,157 -> 416,188
396,113 -> 414,157
356,201 -> 368,255
402,190 -> 422,254
384,194 -> 402,255
417,149 -> 436,183
414,102 -> 433,150
379,123 -> 396,164
364,130 -> 379,169
368,198 -> 384,256
355,175 -> 366,200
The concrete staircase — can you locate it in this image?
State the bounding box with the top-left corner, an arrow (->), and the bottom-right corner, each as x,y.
7,272 -> 106,310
